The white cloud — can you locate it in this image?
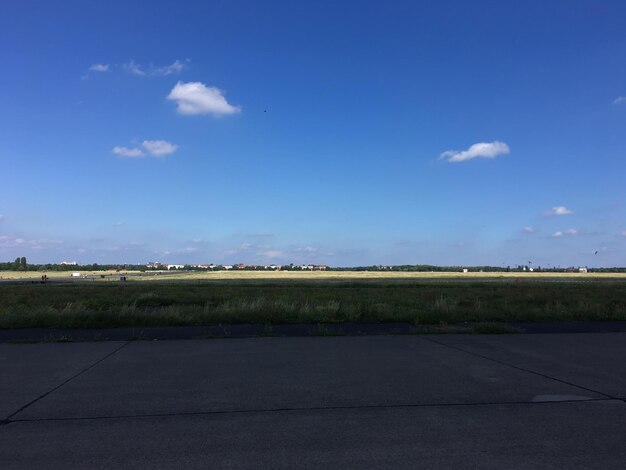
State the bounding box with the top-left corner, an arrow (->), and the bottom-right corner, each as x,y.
523,226 -> 535,233
258,250 -> 284,259
112,146 -> 144,158
544,206 -> 573,216
122,59 -> 187,77
439,141 -> 510,163
167,81 -> 241,116
613,96 -> 626,105
89,63 -> 109,72
0,214 -> 4,221
295,246 -> 318,253
113,140 -> 178,158
552,228 -> 577,238
155,60 -> 186,76
141,140 -> 178,157
123,60 -> 146,76
0,236 -> 63,249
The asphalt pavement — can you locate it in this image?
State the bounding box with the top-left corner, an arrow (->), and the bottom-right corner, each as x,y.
2,333 -> 626,468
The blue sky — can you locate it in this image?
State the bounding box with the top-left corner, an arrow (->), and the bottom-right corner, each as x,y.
1,0 -> 625,267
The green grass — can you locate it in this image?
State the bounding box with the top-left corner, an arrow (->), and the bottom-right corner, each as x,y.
1,278 -> 625,329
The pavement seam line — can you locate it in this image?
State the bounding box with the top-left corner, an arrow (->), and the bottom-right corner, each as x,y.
5,398 -> 619,425
422,336 -> 619,400
5,341 -> 131,421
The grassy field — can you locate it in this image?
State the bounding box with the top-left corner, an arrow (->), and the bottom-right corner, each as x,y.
1,272 -> 625,329
3,269 -> 626,281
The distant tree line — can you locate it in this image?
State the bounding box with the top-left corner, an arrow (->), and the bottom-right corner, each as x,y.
328,264 -> 626,273
1,258 -> 625,273
0,259 -> 152,272
0,257 -> 28,271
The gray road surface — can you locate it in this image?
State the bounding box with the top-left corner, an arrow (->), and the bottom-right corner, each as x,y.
2,334 -> 626,468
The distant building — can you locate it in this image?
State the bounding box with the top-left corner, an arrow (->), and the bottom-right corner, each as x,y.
61,261 -> 78,266
166,264 -> 185,270
579,267 -> 588,273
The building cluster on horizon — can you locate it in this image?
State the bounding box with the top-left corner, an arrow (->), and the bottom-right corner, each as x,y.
145,262 -> 328,271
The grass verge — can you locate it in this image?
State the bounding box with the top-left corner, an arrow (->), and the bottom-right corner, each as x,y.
1,278 -> 625,329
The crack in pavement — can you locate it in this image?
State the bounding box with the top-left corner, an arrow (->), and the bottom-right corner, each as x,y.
5,341 -> 131,421
422,336 -> 620,401
2,397 -> 620,426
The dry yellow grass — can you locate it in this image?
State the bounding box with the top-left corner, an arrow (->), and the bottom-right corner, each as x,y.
2,269 -> 625,282
0,270 -> 138,280
149,270 -> 626,281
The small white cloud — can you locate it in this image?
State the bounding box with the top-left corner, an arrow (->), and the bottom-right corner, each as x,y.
114,221 -> 125,226
552,228 -> 577,238
123,59 -> 146,76
167,81 -> 241,116
0,214 -> 4,221
439,141 -> 510,163
613,96 -> 626,105
122,59 -> 186,77
89,63 -> 109,72
154,60 -> 186,76
621,230 -> 626,237
112,146 -> 144,158
142,140 -> 178,157
113,140 -> 178,158
259,250 -> 284,259
523,226 -> 535,233
0,236 -> 63,249
544,206 -> 573,216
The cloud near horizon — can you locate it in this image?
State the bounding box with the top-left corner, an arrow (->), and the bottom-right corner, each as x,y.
613,96 -> 626,105
544,206 -> 573,216
167,81 -> 241,116
439,141 -> 510,163
112,140 -> 178,158
258,250 -> 284,259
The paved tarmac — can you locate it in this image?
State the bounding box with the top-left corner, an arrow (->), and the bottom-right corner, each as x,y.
2,333 -> 626,468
